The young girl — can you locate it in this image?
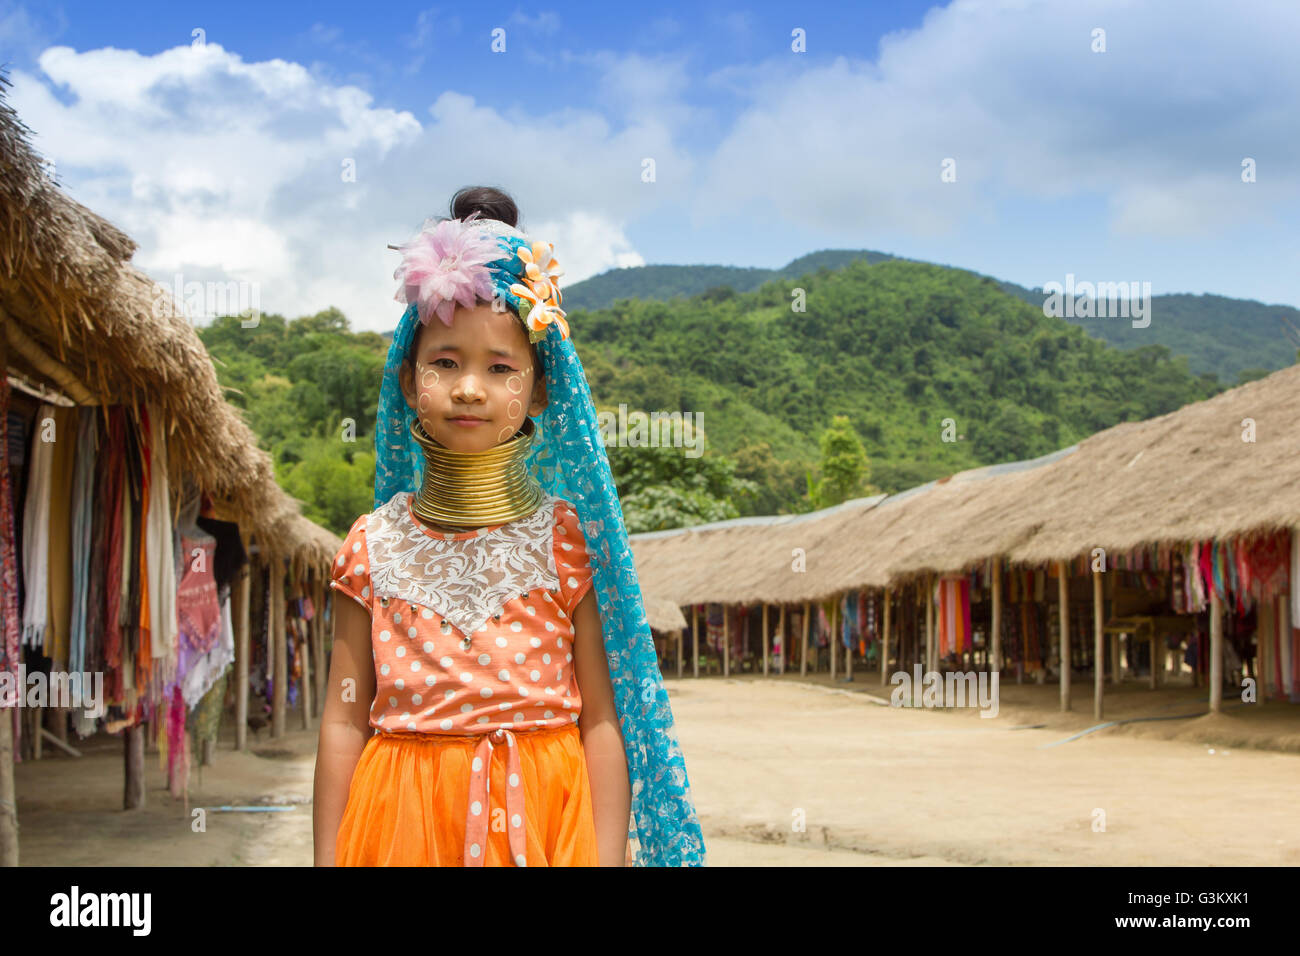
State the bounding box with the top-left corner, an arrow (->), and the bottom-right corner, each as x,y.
312,187 -> 705,866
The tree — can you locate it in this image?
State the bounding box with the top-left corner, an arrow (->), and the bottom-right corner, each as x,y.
805,414 -> 871,509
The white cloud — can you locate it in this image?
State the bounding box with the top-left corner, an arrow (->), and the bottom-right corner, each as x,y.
7,38 -> 669,331
696,0 -> 1300,237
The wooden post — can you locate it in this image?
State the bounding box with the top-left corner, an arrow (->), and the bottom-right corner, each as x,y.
676,614 -> 683,679
762,604 -> 770,676
124,724 -> 144,809
777,604 -> 786,675
846,597 -> 854,681
722,605 -> 729,678
300,610 -> 313,731
830,598 -> 838,680
234,564 -> 250,752
1150,628 -> 1159,690
691,605 -> 699,679
0,707 -> 16,866
925,573 -> 934,674
1093,568 -> 1104,721
881,586 -> 891,685
1278,594 -> 1290,703
271,558 -> 287,739
1258,596 -> 1273,702
1209,588 -> 1223,714
1059,560 -> 1071,712
801,601 -> 810,677
1111,632 -> 1121,684
991,561 -> 1002,677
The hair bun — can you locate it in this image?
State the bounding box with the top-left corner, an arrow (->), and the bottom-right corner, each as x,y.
450,186 -> 519,228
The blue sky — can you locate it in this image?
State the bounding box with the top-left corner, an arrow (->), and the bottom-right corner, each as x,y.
2,0 -> 1297,331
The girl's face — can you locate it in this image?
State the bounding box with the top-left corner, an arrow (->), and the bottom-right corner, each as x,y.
399,300 -> 547,453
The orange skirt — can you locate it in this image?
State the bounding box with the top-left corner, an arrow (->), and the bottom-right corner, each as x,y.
335,723 -> 599,866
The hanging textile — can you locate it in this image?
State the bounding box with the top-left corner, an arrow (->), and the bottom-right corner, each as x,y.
68,408 -> 97,674
195,515 -> 248,591
20,402 -> 55,649
43,404 -> 77,669
841,590 -> 858,649
935,577 -> 971,658
102,408 -> 127,704
144,404 -> 177,683
1291,530 -> 1300,629
706,603 -> 723,653
0,377 -> 21,678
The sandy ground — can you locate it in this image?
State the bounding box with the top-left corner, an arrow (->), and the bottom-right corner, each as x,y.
11,675 -> 1300,866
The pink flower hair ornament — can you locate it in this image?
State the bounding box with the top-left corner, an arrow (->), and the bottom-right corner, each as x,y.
390,215 -> 571,343
392,214 -> 500,327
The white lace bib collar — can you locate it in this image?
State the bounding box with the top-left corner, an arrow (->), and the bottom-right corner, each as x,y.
366,491 -> 564,637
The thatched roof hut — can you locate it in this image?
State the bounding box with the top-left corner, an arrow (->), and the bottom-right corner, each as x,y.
1004,362 -> 1300,564
630,495 -> 885,606
641,595 -> 687,633
0,71 -> 339,564
631,359 -> 1300,603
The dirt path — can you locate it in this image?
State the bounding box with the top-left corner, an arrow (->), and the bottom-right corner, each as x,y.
12,677 -> 1300,865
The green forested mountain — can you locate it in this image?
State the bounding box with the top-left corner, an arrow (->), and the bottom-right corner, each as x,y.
560,249 -> 899,311
993,282 -> 1300,383
200,255 -> 1237,536
565,250 -> 1300,385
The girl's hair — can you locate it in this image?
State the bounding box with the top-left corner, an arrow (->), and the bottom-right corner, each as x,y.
402,185 -> 544,381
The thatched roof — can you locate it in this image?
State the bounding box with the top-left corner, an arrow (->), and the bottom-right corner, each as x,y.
0,72 -> 340,569
641,595 -> 687,633
1003,362 -> 1300,565
630,495 -> 885,605
632,360 -> 1300,601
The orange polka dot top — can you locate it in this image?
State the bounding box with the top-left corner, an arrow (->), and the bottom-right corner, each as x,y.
329,491 -> 595,735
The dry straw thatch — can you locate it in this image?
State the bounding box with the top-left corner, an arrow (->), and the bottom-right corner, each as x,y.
632,360 -> 1300,603
0,72 -> 340,569
641,595 -> 687,633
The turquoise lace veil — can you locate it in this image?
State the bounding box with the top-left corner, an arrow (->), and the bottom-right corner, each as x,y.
373,218 -> 706,866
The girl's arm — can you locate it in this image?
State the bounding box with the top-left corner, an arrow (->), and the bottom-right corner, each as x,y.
312,593 -> 376,866
573,588 -> 631,866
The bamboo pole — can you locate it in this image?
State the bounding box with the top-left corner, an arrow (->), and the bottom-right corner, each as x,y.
1278,594 -> 1290,703
1258,595 -> 1273,702
762,604 -> 769,676
299,609 -> 312,731
777,604 -> 786,675
691,605 -> 699,679
313,579 -> 327,716
925,573 -> 934,674
1209,588 -> 1223,714
676,608 -> 683,679
846,597 -> 854,681
801,601 -> 810,677
234,564 -> 250,751
0,310 -> 99,404
0,707 -> 16,866
830,598 -> 838,680
124,724 -> 144,809
881,586 -> 891,685
271,559 -> 287,739
722,605 -> 729,678
1059,560 -> 1071,711
1093,568 -> 1104,721
991,561 -> 1002,677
